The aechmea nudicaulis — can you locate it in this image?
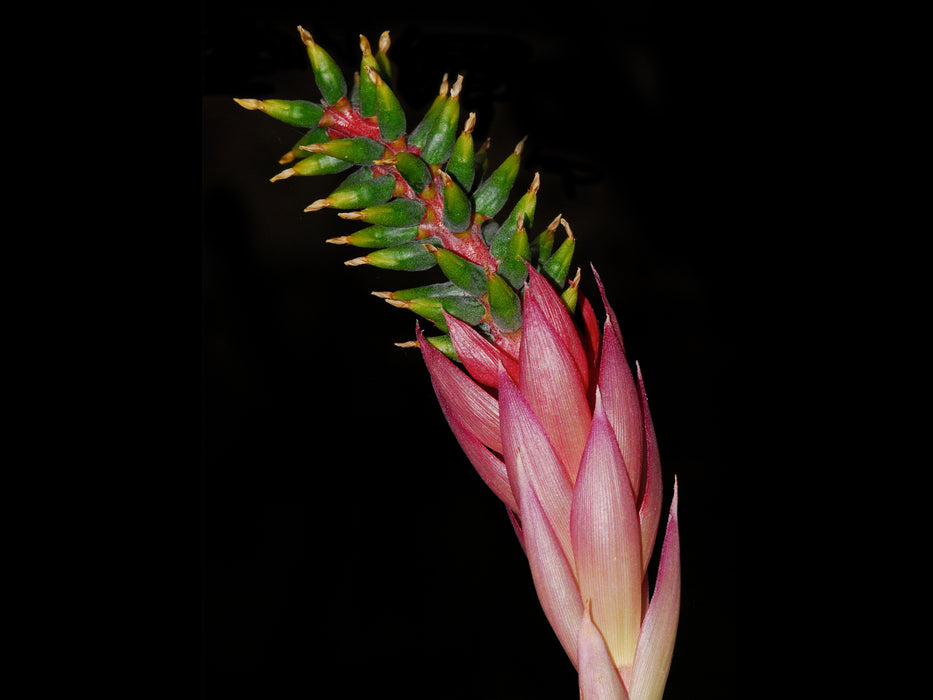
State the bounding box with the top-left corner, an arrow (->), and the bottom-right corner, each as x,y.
235,27 -> 680,700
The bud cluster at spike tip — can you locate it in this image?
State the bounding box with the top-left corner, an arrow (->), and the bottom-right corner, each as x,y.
234,26 -> 578,361
235,28 -> 680,700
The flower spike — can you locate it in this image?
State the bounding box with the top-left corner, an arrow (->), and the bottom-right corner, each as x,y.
235,29 -> 681,700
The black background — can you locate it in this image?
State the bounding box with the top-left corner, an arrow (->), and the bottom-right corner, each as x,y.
202,4 -> 738,697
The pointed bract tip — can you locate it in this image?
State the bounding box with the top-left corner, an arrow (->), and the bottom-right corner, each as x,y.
299,143 -> 325,153
379,31 -> 391,53
325,236 -> 349,245
422,242 -> 440,254
385,298 -> 410,309
297,26 -> 313,45
438,73 -> 450,96
529,172 -> 541,193
395,340 -> 419,348
304,198 -> 330,211
233,98 -> 262,110
359,34 -> 372,55
560,217 -> 575,239
547,213 -> 563,232
373,157 -> 398,166
569,266 -> 582,287
514,135 -> 528,154
270,168 -> 296,182
337,211 -> 364,220
344,256 -> 369,266
450,74 -> 465,98
464,112 -> 477,134
371,291 -> 393,299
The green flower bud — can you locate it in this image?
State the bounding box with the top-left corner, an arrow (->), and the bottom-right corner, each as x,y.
232,98 -> 324,128
279,127 -> 330,164
409,74 -> 449,150
299,26 -> 347,105
530,214 -> 562,266
358,35 -> 381,118
270,152 -> 352,181
542,218 -> 576,287
326,224 -> 420,248
345,236 -> 441,271
375,31 -> 392,79
301,136 -> 386,165
496,215 -> 531,288
473,137 -> 526,218
489,172 -> 539,259
374,281 -> 468,302
388,295 -> 485,332
560,268 -> 581,314
424,243 -> 487,296
473,137 -> 491,183
420,75 -> 462,165
485,270 -> 523,333
364,66 -> 405,142
424,334 -> 458,361
445,112 -> 476,190
384,152 -> 432,193
439,170 -> 473,233
305,172 -> 395,211
338,197 -> 426,227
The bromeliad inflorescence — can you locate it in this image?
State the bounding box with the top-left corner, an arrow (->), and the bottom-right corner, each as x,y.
235,26 -> 680,700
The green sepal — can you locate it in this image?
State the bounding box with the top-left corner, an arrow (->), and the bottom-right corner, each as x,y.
300,27 -> 347,105
496,221 -> 531,289
439,171 -> 473,233
388,281 -> 469,301
391,152 -> 432,193
489,176 -> 538,259
325,172 -> 396,210
542,230 -> 576,288
419,77 -> 461,165
360,236 -> 440,271
426,244 -> 487,296
341,224 -> 420,248
405,295 -> 485,331
408,78 -> 449,150
446,118 -> 476,190
473,138 -> 525,218
346,197 -> 426,227
486,271 -> 523,333
365,67 -> 405,142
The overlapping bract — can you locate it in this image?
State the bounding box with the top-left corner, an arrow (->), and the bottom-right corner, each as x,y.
418,266 -> 679,699
236,27 -> 679,699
